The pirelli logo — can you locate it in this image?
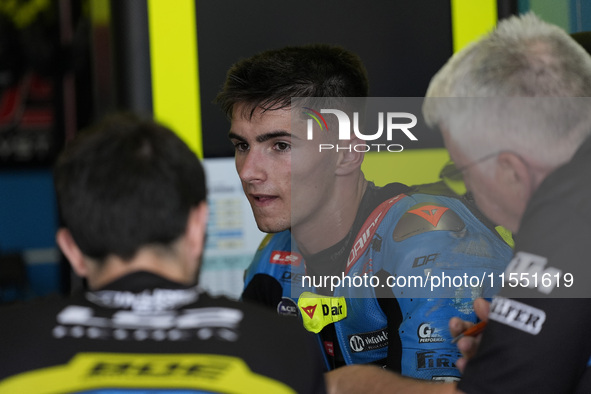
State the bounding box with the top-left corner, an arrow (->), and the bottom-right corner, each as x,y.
489,297 -> 546,335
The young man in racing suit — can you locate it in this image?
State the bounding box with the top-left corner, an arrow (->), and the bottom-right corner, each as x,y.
216,44 -> 513,380
0,115 -> 325,393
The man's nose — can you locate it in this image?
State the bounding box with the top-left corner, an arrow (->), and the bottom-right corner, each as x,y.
237,149 -> 266,184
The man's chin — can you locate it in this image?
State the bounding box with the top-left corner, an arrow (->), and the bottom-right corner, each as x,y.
255,220 -> 290,234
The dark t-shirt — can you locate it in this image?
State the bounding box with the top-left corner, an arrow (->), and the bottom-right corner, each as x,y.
459,137 -> 591,394
0,271 -> 326,393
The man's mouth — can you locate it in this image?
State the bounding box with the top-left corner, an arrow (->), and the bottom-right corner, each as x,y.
251,194 -> 278,205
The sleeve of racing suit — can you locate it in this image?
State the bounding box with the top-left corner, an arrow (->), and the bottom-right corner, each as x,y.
379,195 -> 512,381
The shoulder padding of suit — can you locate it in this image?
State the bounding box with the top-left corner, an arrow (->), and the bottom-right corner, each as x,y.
392,202 -> 465,242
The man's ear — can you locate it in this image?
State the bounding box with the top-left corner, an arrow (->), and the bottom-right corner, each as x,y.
185,202 -> 209,260
56,228 -> 88,278
335,137 -> 365,176
496,152 -> 533,200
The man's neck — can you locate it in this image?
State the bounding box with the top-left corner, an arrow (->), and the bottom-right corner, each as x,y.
291,176 -> 368,256
85,246 -> 196,290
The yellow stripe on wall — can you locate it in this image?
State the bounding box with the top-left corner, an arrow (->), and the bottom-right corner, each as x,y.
89,0 -> 109,24
147,0 -> 203,157
362,149 -> 450,187
451,0 -> 498,52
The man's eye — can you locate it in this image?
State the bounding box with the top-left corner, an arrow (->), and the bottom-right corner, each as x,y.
275,142 -> 290,152
233,142 -> 249,152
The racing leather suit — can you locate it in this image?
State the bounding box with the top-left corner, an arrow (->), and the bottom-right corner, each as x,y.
243,182 -> 513,381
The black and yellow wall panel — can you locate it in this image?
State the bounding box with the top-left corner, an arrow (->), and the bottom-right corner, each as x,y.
147,0 -> 202,158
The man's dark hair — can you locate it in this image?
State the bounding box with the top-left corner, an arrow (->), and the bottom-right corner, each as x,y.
54,114 -> 206,262
215,44 -> 369,119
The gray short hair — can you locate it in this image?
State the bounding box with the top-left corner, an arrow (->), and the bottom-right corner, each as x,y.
423,13 -> 591,165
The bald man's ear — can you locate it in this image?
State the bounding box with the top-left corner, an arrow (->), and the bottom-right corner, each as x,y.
335,137 -> 365,176
56,228 -> 88,278
185,202 -> 209,260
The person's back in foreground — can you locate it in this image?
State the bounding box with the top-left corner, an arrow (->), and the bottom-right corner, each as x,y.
0,114 -> 325,394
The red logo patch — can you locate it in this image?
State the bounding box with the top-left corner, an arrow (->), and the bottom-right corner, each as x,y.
408,205 -> 449,227
270,251 -> 302,266
301,304 -> 317,319
324,341 -> 335,357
